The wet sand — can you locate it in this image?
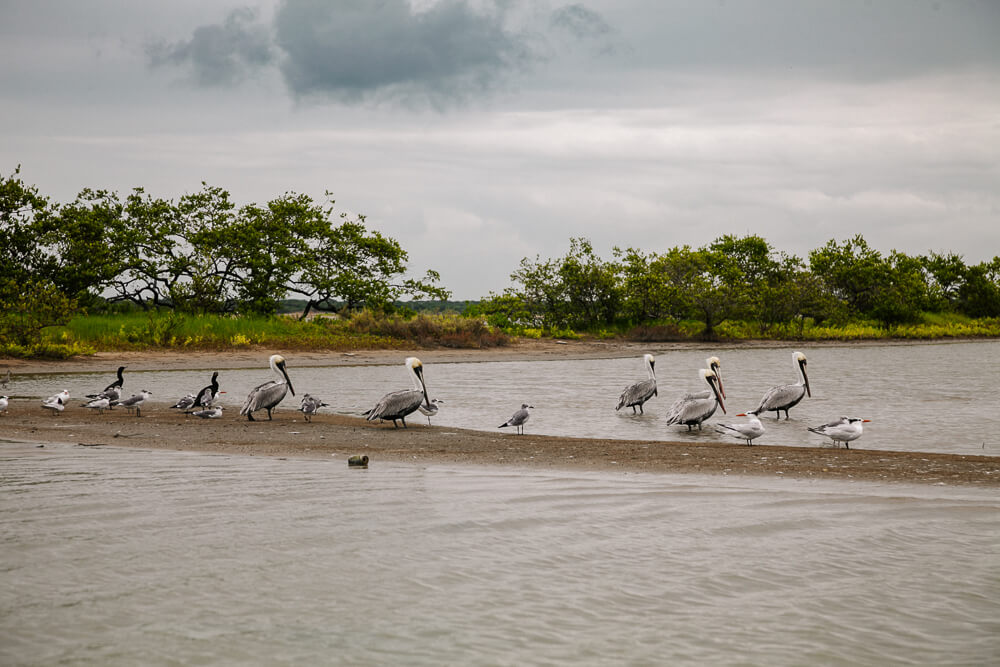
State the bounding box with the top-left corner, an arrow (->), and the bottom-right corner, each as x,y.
3,340 -> 999,486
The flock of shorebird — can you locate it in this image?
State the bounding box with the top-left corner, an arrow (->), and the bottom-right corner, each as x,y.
2,350 -> 870,448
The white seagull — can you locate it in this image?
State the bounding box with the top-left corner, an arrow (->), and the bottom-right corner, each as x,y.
241,354 -> 295,421
171,393 -> 197,410
0,395 -> 8,414
715,410 -> 765,446
808,417 -> 870,449
418,398 -> 443,425
299,394 -> 329,422
113,390 -> 152,417
187,405 -> 224,419
365,357 -> 431,429
82,397 -> 112,414
42,390 -> 70,416
615,354 -> 657,414
665,368 -> 726,431
499,403 -> 533,435
756,351 -> 810,420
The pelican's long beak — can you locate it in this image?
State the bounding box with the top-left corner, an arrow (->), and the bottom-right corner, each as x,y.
710,374 -> 726,414
279,361 -> 295,396
415,366 -> 431,408
800,360 -> 811,397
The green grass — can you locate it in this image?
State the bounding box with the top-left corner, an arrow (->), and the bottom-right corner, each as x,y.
30,310 -> 510,354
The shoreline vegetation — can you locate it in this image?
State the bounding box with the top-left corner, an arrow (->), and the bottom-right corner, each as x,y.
4,169 -> 1000,360
3,309 -> 1000,360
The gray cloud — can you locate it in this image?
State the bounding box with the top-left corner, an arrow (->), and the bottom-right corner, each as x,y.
272,0 -> 534,104
147,7 -> 275,86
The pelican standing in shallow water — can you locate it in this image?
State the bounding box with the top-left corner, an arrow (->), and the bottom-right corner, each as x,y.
715,410 -> 765,446
808,417 -> 870,449
499,404 -> 533,435
756,351 -> 810,419
241,355 -> 295,421
615,354 -> 657,414
365,357 -> 431,428
665,368 -> 726,431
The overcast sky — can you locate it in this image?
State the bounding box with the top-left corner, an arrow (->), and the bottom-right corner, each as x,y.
2,0 -> 998,299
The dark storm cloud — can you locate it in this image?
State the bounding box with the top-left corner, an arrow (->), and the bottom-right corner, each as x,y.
272,0 -> 534,103
147,7 -> 275,86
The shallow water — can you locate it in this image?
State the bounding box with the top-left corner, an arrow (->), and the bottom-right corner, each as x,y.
1,441 -> 997,666
10,340 -> 1000,454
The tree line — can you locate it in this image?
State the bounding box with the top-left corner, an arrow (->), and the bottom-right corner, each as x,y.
1,167 -> 449,343
472,236 -> 1000,336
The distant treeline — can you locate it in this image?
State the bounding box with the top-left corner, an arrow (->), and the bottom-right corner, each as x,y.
1,167 -> 449,345
471,236 -> 1000,337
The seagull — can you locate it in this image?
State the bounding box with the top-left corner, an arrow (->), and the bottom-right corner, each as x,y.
113,390 -> 152,417
418,398 -> 443,425
86,366 -> 126,402
0,395 -> 8,414
81,397 -> 111,414
499,404 -> 533,435
187,405 -> 224,419
42,390 -> 70,416
808,417 -> 870,449
665,368 -> 726,431
756,351 -> 810,419
615,354 -> 657,414
365,357 -> 431,429
715,410 -> 765,446
171,393 -> 197,410
298,394 -> 329,422
240,354 -> 295,421
1,369 -> 11,389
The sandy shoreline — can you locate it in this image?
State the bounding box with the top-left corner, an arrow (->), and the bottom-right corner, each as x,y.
3,339 -> 999,487
2,401 -> 997,487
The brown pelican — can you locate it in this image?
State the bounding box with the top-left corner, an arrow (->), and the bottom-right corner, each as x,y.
418,398 -> 443,425
756,351 -> 810,419
715,410 -> 765,446
299,394 -> 329,422
0,395 -> 8,414
82,397 -> 111,414
808,417 -> 870,449
241,354 -> 295,421
665,368 -> 726,431
188,405 -> 224,419
113,390 -> 152,417
499,403 -> 533,435
615,354 -> 657,414
365,357 -> 431,428
86,366 -> 126,402
42,390 -> 70,415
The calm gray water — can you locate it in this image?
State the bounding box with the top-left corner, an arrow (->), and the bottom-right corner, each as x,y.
1,441 -> 998,666
10,340 -> 1000,454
